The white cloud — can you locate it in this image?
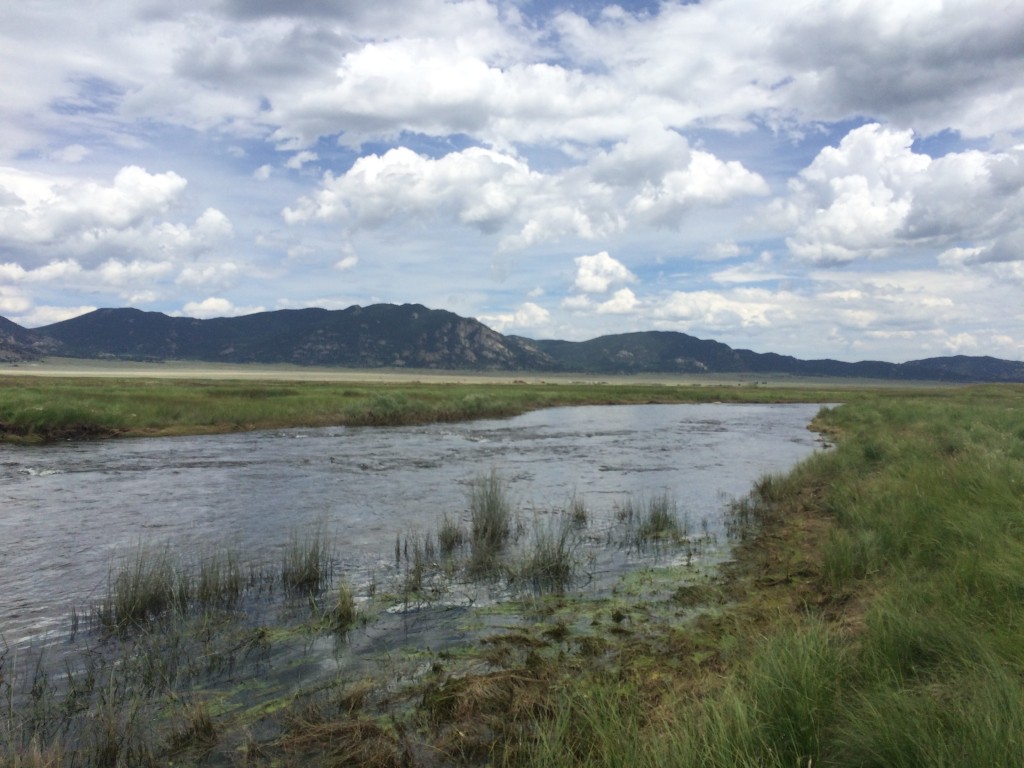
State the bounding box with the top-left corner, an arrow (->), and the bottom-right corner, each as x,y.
479,301 -> 551,332
0,165 -> 191,256
0,288 -> 32,315
702,241 -> 744,261
773,125 -> 1024,265
98,258 -> 174,285
284,137 -> 766,249
572,251 -> 636,293
0,259 -> 82,282
49,144 -> 90,163
286,151 -> 318,170
596,287 -> 638,314
10,305 -> 96,328
711,258 -> 786,284
180,297 -> 265,319
176,262 -> 241,288
655,289 -> 783,330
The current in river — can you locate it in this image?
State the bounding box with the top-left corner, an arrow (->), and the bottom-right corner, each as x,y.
0,402 -> 826,648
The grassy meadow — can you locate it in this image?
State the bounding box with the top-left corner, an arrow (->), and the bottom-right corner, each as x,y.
0,371 -> 863,441
2,369 -> 1023,766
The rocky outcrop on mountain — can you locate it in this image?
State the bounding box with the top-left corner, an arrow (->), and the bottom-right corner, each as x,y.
0,316 -> 60,362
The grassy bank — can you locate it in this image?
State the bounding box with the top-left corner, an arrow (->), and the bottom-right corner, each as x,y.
4,380 -> 1022,766
0,373 -> 868,441
517,384 -> 1024,767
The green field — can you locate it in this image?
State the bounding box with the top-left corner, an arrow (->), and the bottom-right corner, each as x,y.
2,369 -> 1022,766
0,366 -> 878,442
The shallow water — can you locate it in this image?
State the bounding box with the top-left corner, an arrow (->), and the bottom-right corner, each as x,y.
0,403 -> 825,648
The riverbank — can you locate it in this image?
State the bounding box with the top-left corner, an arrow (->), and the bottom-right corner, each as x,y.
0,368 -> 874,442
3,382 -> 1021,766
517,384 -> 1024,767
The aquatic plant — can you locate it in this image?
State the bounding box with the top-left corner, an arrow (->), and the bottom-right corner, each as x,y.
281,530 -> 333,594
94,546 -> 191,630
518,517 -> 577,595
196,548 -> 242,607
468,469 -> 514,574
437,513 -> 466,556
567,494 -> 588,526
332,579 -> 358,633
637,492 -> 681,541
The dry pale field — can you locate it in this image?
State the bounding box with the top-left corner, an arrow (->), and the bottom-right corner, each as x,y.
0,356 -> 929,389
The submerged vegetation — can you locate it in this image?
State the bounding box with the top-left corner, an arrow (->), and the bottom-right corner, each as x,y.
2,376 -> 1024,766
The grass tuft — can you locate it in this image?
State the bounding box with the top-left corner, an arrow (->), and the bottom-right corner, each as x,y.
95,547 -> 191,630
281,530 -> 333,594
468,470 -> 514,574
519,517 -> 577,594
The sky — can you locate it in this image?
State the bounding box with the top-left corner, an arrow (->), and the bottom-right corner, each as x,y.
1,0 -> 1023,363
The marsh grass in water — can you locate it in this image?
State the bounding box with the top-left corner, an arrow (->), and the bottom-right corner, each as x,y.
94,546 -> 191,631
517,515 -> 577,595
468,469 -> 515,574
281,529 -> 333,594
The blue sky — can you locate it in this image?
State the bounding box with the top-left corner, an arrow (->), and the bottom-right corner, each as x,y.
1,0 -> 1023,362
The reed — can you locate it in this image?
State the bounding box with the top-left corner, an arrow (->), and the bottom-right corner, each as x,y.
636,492 -> 681,541
94,547 -> 191,630
281,530 -> 333,594
438,514 -> 465,557
468,470 -> 514,574
567,494 -> 588,526
196,548 -> 242,607
332,579 -> 358,633
518,517 -> 576,595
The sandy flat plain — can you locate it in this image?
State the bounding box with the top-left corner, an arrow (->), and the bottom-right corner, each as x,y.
0,357 -> 928,389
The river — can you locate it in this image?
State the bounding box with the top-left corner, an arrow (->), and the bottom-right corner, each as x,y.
0,402 -> 826,649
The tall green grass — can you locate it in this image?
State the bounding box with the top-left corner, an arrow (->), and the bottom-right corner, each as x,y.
0,374 -> 878,441
468,469 -> 515,574
522,386 -> 1024,767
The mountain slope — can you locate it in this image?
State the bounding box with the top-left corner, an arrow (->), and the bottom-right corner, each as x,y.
0,316 -> 61,362
2,304 -> 1022,382
36,304 -> 551,369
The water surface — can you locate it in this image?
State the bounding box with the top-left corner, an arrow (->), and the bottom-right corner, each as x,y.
1,403 -> 825,647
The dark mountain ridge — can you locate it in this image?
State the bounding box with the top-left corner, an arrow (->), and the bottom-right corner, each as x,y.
2,304 -> 1022,382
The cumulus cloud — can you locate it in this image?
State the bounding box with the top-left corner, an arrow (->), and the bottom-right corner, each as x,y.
285,136 -> 765,249
479,301 -> 551,332
180,297 -> 265,319
596,287 -> 638,314
773,125 -> 1024,265
10,305 -> 96,328
176,261 -> 241,288
0,165 -> 209,258
654,289 -> 784,330
572,251 -> 636,293
0,259 -> 83,283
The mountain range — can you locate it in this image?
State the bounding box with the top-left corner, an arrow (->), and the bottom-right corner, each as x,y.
2,304 -> 1023,382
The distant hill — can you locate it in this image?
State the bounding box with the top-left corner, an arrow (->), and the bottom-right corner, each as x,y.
0,315 -> 60,362
2,304 -> 1023,382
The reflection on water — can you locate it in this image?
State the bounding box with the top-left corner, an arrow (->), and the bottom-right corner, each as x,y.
0,403 -> 824,647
